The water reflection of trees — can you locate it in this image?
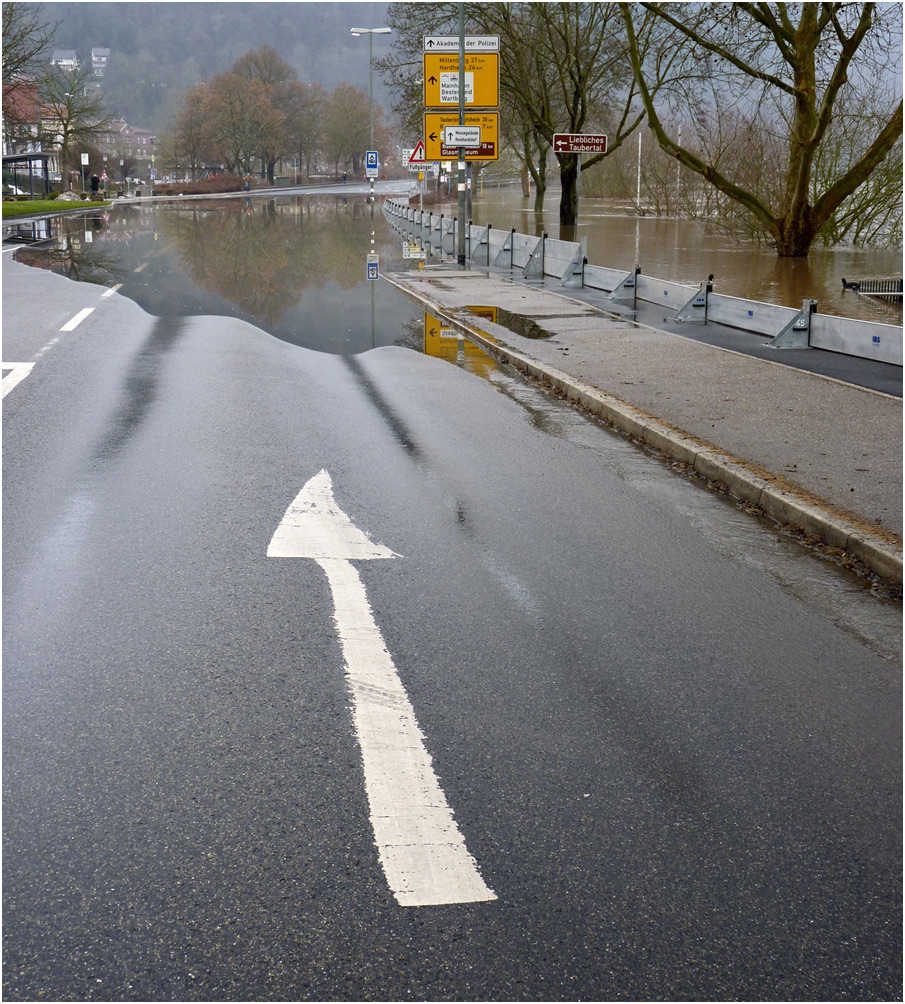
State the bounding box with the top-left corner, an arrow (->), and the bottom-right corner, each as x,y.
13,215 -> 127,287
159,196 -> 378,325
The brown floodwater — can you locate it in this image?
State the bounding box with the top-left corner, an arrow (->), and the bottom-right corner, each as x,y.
469,188 -> 903,326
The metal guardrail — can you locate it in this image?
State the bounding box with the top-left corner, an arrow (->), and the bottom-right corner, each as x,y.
850,277 -> 903,299
384,197 -> 903,367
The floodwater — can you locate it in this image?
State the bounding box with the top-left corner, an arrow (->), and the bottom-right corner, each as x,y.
470,186 -> 903,325
7,194 -> 428,354
7,187 -> 901,339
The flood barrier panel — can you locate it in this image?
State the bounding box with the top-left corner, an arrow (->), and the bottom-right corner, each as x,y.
383,199 -> 902,366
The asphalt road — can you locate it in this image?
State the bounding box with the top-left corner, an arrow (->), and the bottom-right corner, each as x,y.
3,256 -> 901,1001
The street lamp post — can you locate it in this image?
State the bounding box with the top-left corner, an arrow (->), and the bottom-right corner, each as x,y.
350,26 -> 391,268
350,26 -> 391,150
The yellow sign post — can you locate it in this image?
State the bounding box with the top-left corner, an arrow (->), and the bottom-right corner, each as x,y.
423,52 -> 500,109
423,111 -> 500,161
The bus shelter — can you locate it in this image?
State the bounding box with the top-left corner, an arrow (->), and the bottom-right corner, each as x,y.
3,152 -> 54,198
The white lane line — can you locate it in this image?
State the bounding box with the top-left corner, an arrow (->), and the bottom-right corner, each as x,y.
101,283 -> 123,297
268,470 -> 496,907
2,362 -> 35,398
60,307 -> 94,331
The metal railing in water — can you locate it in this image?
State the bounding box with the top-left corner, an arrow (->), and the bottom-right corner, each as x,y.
383,197 -> 902,367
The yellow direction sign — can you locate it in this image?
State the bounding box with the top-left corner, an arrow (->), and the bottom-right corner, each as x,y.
423,312 -> 497,375
423,111 -> 500,161
423,52 -> 499,109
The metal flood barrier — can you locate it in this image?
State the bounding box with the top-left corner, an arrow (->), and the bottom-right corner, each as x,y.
383,198 -> 902,367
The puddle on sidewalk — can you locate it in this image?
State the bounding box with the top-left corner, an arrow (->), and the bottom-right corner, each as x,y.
464,305 -> 554,340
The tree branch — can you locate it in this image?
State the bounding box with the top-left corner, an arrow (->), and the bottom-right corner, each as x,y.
621,2 -> 777,231
640,1 -> 798,95
812,99 -> 903,229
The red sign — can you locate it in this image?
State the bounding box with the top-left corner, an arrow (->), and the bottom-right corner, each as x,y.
553,133 -> 607,154
407,141 -> 430,164
439,141 -> 496,159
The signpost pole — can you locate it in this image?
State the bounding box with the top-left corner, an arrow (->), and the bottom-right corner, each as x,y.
576,152 -> 582,228
457,3 -> 466,266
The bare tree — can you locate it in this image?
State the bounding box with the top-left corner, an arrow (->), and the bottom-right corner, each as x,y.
2,2 -> 56,87
282,81 -> 325,180
203,72 -> 284,175
379,3 -> 676,229
170,83 -> 208,180
485,3 -> 645,228
233,44 -> 297,182
2,2 -> 57,149
620,2 -> 903,256
322,83 -> 371,176
39,64 -> 109,183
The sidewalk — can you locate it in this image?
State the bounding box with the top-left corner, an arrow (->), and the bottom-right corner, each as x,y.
385,266 -> 903,586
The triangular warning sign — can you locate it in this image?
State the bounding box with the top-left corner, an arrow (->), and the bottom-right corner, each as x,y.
408,141 -> 428,164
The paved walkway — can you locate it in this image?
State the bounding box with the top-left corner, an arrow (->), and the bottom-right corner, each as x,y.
385,266 -> 902,585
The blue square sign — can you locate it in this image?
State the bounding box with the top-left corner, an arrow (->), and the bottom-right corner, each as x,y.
367,262 -> 379,280
366,151 -> 378,170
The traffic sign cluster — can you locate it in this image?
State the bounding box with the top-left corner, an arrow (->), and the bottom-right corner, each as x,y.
416,34 -> 500,165
407,34 -> 609,173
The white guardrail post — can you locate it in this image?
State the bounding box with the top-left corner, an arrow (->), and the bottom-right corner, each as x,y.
494,227 -> 516,269
472,223 -> 492,266
560,238 -> 588,288
675,276 -> 714,324
768,299 -> 817,349
523,232 -> 546,279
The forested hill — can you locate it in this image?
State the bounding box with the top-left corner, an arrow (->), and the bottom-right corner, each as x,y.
40,1 -> 393,129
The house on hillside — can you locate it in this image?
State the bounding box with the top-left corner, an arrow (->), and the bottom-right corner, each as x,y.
50,49 -> 79,70
91,48 -> 110,78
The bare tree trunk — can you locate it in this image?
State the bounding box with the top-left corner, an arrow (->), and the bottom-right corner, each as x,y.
533,134 -> 547,213
558,153 -> 578,227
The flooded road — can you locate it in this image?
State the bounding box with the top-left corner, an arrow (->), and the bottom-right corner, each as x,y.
471,187 -> 903,325
8,193 -> 427,354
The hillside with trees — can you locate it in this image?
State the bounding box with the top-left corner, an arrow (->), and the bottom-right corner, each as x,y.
38,1 -> 394,130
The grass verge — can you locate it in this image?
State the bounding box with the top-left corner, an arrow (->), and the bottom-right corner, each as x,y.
2,199 -> 111,218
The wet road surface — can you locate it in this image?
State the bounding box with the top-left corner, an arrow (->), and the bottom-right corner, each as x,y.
2,197 -> 901,1001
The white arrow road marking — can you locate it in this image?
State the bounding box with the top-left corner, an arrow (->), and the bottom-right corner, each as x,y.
268,469 -> 496,907
2,362 -> 35,398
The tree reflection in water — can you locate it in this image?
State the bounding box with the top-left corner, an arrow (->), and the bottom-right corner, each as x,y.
162,196 -> 380,326
13,214 -> 126,288
12,196 -> 427,354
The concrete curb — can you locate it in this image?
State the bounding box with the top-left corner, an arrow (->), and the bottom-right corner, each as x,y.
386,274 -> 903,586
